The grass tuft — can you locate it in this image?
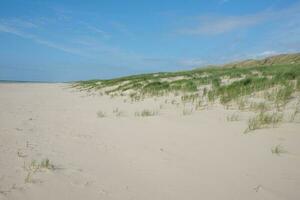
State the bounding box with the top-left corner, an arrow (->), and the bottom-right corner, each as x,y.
97,111 -> 106,118
24,158 -> 55,183
271,145 -> 287,156
245,112 -> 283,133
182,108 -> 193,116
135,109 -> 158,117
226,113 -> 240,121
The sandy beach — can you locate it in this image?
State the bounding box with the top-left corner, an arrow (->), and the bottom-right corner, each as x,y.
1,83 -> 300,200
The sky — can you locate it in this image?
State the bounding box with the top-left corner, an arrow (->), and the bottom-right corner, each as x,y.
0,0 -> 300,82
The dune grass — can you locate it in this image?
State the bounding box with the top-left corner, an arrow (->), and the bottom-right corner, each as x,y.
113,107 -> 125,117
135,109 -> 158,117
182,108 -> 193,116
75,62 -> 300,130
226,113 -> 240,121
290,104 -> 300,122
271,144 -> 287,156
249,102 -> 269,112
74,64 -> 300,107
24,159 -> 55,183
245,112 -> 283,133
97,111 -> 106,118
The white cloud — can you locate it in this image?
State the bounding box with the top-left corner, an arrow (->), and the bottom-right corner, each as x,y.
177,13 -> 269,35
5,18 -> 38,29
80,22 -> 111,39
0,21 -> 86,56
177,2 -> 300,35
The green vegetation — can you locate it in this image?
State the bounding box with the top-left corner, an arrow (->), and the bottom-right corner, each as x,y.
275,84 -> 294,105
271,144 -> 287,156
245,112 -> 283,133
97,111 -> 106,118
290,102 -> 300,122
24,159 -> 55,183
182,108 -> 193,116
74,63 -> 300,107
226,113 -> 240,121
249,102 -> 269,112
113,107 -> 124,117
74,53 -> 300,132
135,109 -> 158,117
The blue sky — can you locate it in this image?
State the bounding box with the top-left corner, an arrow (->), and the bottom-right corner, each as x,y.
0,0 -> 300,81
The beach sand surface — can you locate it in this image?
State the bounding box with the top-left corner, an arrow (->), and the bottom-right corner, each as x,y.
0,83 -> 300,200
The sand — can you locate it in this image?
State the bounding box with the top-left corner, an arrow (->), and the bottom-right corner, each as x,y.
0,83 -> 300,200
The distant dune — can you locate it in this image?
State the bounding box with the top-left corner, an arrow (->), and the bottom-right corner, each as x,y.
223,52 -> 300,68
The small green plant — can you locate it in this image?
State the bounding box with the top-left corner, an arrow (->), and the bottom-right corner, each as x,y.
113,108 -> 124,117
182,108 -> 193,116
24,159 -> 55,183
271,145 -> 287,156
116,111 -> 124,117
17,150 -> 27,158
40,159 -> 54,169
181,94 -> 199,103
135,109 -> 158,117
289,101 -> 300,122
159,104 -> 164,109
195,100 -> 205,110
226,113 -> 240,121
237,98 -> 247,110
275,84 -> 294,105
97,111 -> 106,118
74,61 -> 300,112
249,102 -> 269,112
113,107 -> 119,113
297,78 -> 300,91
245,112 -> 283,133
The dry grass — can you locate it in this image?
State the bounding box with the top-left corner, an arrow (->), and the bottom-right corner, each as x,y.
289,101 -> 300,122
271,145 -> 287,156
245,112 -> 283,133
97,111 -> 106,118
24,159 -> 55,183
182,108 -> 193,116
135,109 -> 158,117
226,113 -> 240,121
249,102 -> 269,112
113,108 -> 125,117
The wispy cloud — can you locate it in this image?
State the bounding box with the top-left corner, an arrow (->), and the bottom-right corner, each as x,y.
0,20 -> 86,56
4,18 -> 38,29
110,21 -> 135,39
85,26 -> 103,34
177,12 -> 270,35
77,21 -> 111,40
177,2 -> 300,35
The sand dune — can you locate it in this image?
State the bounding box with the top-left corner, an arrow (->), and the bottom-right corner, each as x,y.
0,83 -> 300,200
